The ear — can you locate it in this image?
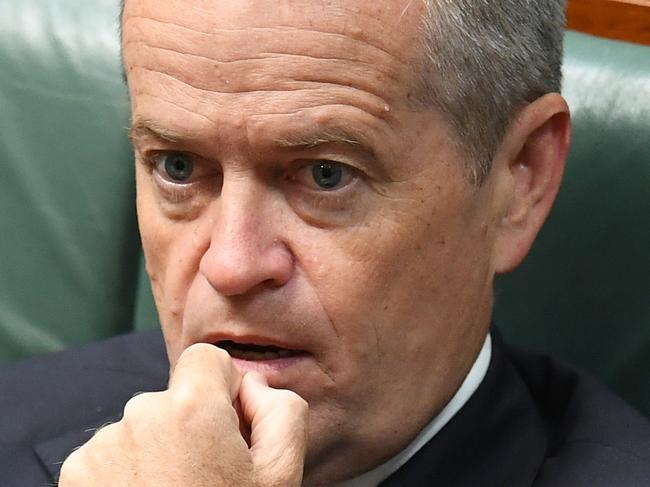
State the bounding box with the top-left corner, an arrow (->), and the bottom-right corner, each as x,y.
491,93 -> 571,274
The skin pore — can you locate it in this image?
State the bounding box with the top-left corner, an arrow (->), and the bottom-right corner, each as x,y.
118,0 -> 570,484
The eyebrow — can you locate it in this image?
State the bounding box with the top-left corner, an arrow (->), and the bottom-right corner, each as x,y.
128,118 -> 185,144
274,127 -> 376,157
128,119 -> 378,159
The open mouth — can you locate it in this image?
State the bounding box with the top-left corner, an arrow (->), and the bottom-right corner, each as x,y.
216,340 -> 305,361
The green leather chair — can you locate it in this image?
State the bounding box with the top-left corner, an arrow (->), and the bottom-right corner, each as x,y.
1,0 -> 648,416
0,0 -> 138,359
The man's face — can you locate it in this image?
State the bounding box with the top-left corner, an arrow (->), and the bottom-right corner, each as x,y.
124,0 -> 501,482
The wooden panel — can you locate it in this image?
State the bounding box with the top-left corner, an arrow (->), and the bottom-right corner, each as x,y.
567,0 -> 650,46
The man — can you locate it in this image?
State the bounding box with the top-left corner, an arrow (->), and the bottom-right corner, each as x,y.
1,0 -> 649,485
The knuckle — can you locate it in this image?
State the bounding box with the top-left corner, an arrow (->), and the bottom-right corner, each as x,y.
169,382 -> 201,420
122,391 -> 159,422
181,342 -> 229,366
90,420 -> 120,445
172,344 -> 236,396
211,343 -> 233,363
180,342 -> 212,358
181,343 -> 234,376
170,380 -> 231,420
174,344 -> 235,383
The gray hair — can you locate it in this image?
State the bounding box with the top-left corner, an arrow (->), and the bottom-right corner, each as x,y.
416,0 -> 567,184
119,0 -> 566,184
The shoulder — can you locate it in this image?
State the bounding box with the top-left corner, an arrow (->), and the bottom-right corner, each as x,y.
505,344 -> 650,486
0,328 -> 168,442
0,329 -> 168,484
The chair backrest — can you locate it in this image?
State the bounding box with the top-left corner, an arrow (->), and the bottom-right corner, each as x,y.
0,0 -> 140,361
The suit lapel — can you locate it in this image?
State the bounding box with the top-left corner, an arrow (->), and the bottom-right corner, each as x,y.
33,411 -> 122,483
381,331 -> 549,486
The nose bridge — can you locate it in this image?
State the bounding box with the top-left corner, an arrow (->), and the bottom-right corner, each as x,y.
213,173 -> 265,254
199,172 -> 293,296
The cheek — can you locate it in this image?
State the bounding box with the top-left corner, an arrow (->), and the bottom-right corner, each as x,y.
291,220 -> 422,396
305,206 -> 494,439
136,170 -> 210,359
137,168 -> 168,287
310,193 -> 491,367
306,213 -> 437,329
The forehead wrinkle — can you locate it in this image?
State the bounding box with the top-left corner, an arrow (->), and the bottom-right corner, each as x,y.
122,7 -> 421,113
123,19 -> 409,102
131,92 -> 220,134
125,41 -> 397,107
124,0 -> 425,62
125,16 -> 409,70
129,65 -> 394,123
126,39 -> 400,81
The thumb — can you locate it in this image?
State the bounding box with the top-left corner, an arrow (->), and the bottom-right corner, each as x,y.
239,372 -> 309,486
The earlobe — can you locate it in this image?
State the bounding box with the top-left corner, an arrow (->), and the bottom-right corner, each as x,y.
492,93 -> 571,274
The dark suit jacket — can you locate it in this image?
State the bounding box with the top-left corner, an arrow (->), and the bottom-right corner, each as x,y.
1,328 -> 648,486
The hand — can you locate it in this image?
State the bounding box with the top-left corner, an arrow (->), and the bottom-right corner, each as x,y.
59,344 -> 308,486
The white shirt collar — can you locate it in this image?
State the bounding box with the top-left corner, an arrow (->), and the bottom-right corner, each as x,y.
331,333 -> 492,487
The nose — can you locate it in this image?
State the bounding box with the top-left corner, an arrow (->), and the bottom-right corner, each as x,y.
199,179 -> 294,297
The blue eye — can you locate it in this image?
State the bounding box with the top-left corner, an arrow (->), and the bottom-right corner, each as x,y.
161,152 -> 194,182
312,162 -> 344,189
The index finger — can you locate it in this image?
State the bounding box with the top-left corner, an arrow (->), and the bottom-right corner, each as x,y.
169,343 -> 242,403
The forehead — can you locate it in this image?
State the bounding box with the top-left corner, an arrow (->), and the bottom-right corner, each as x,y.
121,0 -> 442,173
123,0 -> 425,54
122,0 -> 426,110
